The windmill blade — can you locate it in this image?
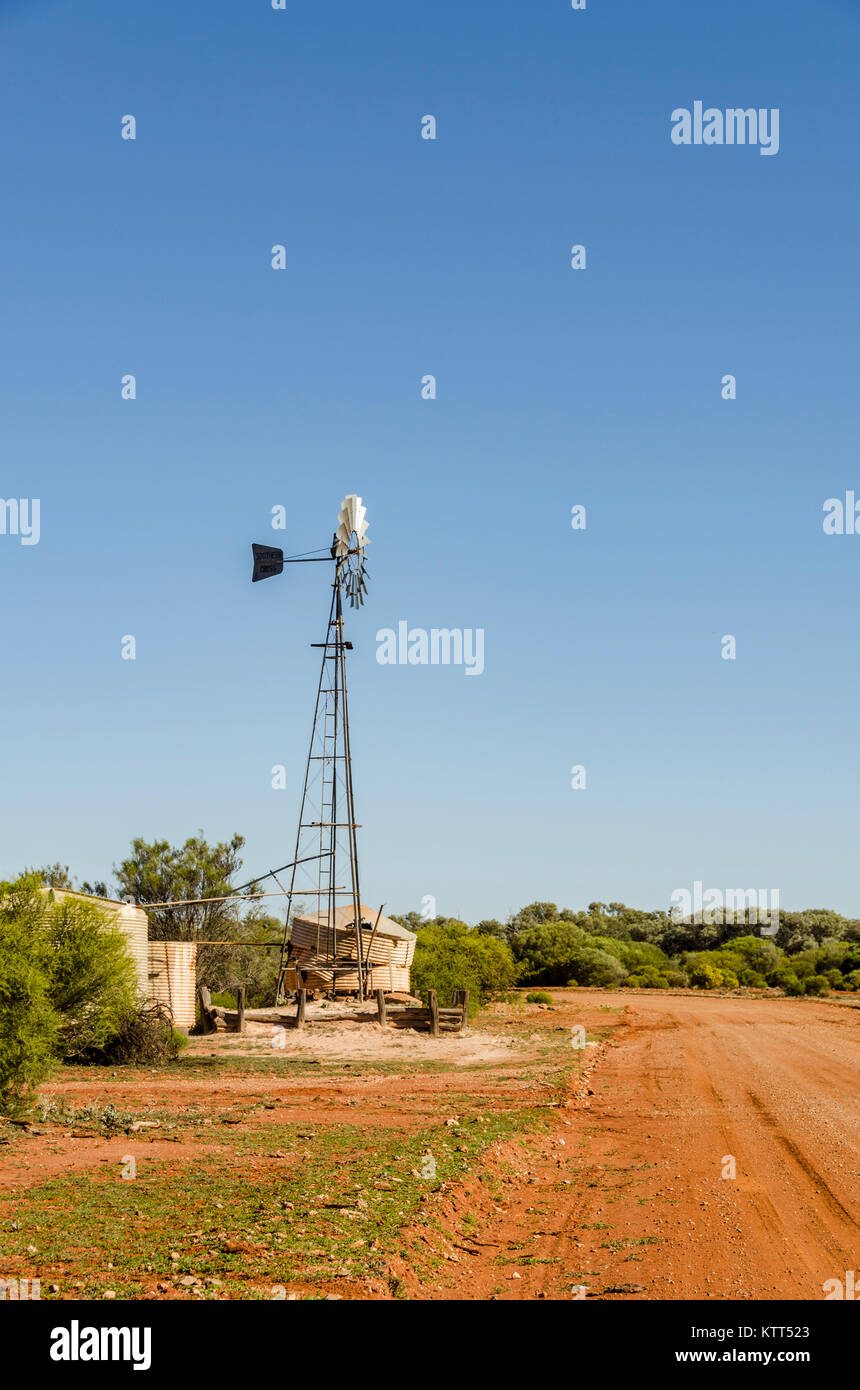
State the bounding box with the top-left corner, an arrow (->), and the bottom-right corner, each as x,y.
351,501 -> 367,538
336,494 -> 370,553
252,543 -> 284,582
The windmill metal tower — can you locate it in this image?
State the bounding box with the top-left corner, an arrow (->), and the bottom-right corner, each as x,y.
251,495 -> 371,1002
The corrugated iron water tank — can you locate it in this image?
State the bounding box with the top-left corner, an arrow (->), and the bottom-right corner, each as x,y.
146,941 -> 197,1029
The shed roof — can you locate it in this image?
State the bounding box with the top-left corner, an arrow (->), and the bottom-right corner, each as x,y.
293,904 -> 416,943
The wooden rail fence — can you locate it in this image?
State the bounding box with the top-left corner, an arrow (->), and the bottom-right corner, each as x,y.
197,984 -> 470,1035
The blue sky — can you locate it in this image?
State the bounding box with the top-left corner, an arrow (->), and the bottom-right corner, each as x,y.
1,0 -> 859,922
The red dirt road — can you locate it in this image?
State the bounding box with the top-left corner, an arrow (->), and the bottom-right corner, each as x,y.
415,992 -> 860,1300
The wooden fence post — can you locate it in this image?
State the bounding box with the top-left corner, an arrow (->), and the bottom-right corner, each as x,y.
296,988 -> 307,1029
376,988 -> 387,1027
197,985 -> 214,1034
236,986 -> 246,1035
459,989 -> 469,1031
428,989 -> 439,1037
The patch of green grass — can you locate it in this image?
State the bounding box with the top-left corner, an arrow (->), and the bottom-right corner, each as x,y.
493,1254 -> 563,1267
0,1104 -> 551,1300
599,1236 -> 659,1252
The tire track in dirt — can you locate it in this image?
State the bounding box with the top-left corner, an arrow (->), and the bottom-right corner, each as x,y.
410,992 -> 860,1300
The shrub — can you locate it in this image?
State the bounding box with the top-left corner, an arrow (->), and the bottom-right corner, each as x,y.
411,920 -> 517,1011
722,936 -> 781,972
608,940 -> 671,975
0,922 -> 58,1116
525,991 -> 553,1005
738,968 -> 767,988
628,965 -> 670,989
566,947 -> 628,988
0,874 -> 142,1109
687,960 -> 723,990
83,1002 -> 187,1065
778,972 -> 804,996
512,922 -> 594,985
791,957 -> 816,980
804,974 -> 830,997
43,893 -> 138,1059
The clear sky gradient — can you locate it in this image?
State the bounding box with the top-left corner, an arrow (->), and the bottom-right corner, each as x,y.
1,0 -> 858,921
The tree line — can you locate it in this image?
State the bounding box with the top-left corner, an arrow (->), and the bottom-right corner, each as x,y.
396,899 -> 860,1003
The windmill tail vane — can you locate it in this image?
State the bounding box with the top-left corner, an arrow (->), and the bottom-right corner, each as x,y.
249,495 -> 371,1002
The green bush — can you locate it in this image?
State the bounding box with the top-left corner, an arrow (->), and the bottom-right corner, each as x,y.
0,922 -> 58,1116
777,971 -> 804,996
687,960 -> 723,990
525,990 -> 553,1004
626,965 -> 670,989
0,875 -> 141,1111
567,947 -> 628,988
610,941 -> 671,975
43,893 -> 138,1059
721,936 -> 781,972
738,968 -> 767,988
411,919 -> 517,1012
804,974 -> 830,997
792,957 -> 816,980
513,922 -> 595,985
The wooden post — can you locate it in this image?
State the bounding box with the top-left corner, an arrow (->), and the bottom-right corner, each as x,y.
428,989 -> 439,1037
376,988 -> 387,1027
236,986 -> 246,1035
296,988 -> 307,1029
197,985 -> 215,1034
459,989 -> 469,1031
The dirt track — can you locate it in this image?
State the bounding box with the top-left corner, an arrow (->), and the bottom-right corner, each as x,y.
415,992 -> 860,1300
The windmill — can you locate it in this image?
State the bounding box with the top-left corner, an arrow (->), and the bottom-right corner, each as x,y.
251,495 -> 371,1002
